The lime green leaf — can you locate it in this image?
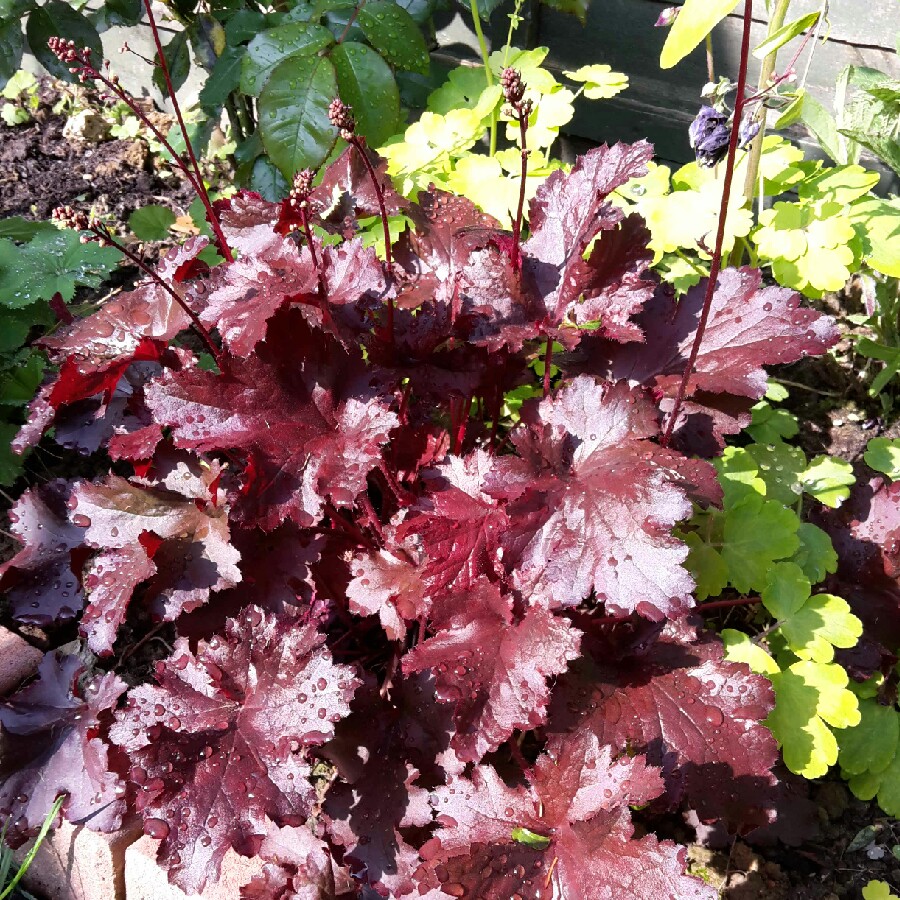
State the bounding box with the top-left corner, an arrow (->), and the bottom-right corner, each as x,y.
839,693 -> 900,778
865,437 -> 900,480
258,54 -> 339,179
746,401 -> 799,444
1,69 -> 36,101
765,380 -> 790,403
849,197 -> 900,278
684,531 -> 729,601
722,629 -> 779,676
445,154 -> 519,227
768,660 -> 860,778
798,164 -> 881,204
358,1 -> 429,75
0,229 -> 120,307
332,43 -> 401,149
26,0 -> 102,83
0,217 -> 56,242
1,104 -> 29,126
563,65 -> 629,99
511,827 -> 552,849
863,881 -> 900,900
761,562 -> 810,620
776,591 -> 862,664
129,205 -> 176,242
427,64 -> 491,115
654,254 -> 705,294
241,23 -> 334,97
660,0 -> 740,69
800,456 -> 855,507
721,494 -> 800,594
714,447 -> 766,507
791,522 -> 838,584
503,85 -> 575,150
753,11 -> 820,60
792,91 -> 842,163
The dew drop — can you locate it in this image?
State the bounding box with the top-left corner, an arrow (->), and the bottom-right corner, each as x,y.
144,818 -> 170,840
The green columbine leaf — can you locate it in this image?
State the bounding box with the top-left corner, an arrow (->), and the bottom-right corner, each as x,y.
765,380 -> 790,403
791,522 -> 838,584
800,456 -> 855,507
714,447 -> 766,507
358,1 -> 429,75
720,494 -> 800,594
865,437 -> 900,480
659,0 -> 740,69
863,881 -> 900,900
798,164 -> 881,204
745,441 -> 807,507
332,43 -> 401,149
258,54 -> 339,178
0,228 -> 120,307
746,401 -> 799,445
129,205 -> 177,242
511,827 -> 552,849
563,65 -> 629,99
241,22 -> 335,97
722,629 -> 779,677
840,690 -> 900,817
850,197 -> 900,278
768,659 -> 860,778
684,531 -> 728,601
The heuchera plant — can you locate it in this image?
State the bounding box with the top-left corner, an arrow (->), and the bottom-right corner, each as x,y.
0,25 -> 847,896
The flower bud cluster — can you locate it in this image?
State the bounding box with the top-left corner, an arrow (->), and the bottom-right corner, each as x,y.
500,67 -> 533,121
328,99 -> 356,141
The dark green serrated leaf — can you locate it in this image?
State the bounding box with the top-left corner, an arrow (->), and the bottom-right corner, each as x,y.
258,53 -> 338,178
358,1 -> 429,74
539,0 -> 588,23
0,422 -> 27,486
248,155 -> 290,201
199,45 -> 245,113
0,229 -> 120,307
0,351 -> 44,405
129,205 -> 177,241
26,0 -> 102,82
153,29 -> 192,94
0,19 -> 24,84
105,0 -> 142,26
241,22 -> 334,96
511,827 -> 551,849
332,42 -> 400,148
0,217 -> 56,242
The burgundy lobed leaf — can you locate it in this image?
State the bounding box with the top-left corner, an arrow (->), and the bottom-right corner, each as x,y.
484,376 -> 696,617
110,606 -> 359,894
0,480 -> 86,625
0,652 -> 127,846
73,473 -> 241,653
323,674 -> 454,895
419,729 -> 715,899
403,579 -> 581,762
145,310 -> 399,530
548,616 -> 781,834
523,141 -> 653,331
579,268 -> 839,452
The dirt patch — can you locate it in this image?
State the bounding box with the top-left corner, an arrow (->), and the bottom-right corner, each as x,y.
0,81 -> 198,224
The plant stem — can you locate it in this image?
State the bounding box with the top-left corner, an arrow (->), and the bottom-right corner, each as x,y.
94,227 -> 225,369
705,33 -> 715,83
349,136 -> 394,340
337,0 -> 366,44
730,0 -> 791,267
469,0 -> 498,156
699,596 -> 761,613
542,338 -> 553,397
512,115 -> 529,268
662,0 -> 754,447
142,0 -> 234,263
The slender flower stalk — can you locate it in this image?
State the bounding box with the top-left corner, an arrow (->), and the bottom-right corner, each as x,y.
661,0 -> 754,447
501,67 -> 532,273
46,37 -> 234,264
52,206 -> 225,369
329,99 -> 395,341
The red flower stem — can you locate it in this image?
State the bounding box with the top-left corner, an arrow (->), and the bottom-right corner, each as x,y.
336,0 -> 366,44
661,0 -> 754,448
141,0 -> 234,264
349,135 -> 394,340
92,227 -> 224,368
512,114 -> 529,271
299,205 -> 328,297
699,596 -> 761,613
358,494 -> 384,540
542,338 -> 553,398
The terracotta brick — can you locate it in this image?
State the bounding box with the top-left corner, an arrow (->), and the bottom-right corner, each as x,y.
0,626 -> 42,696
124,835 -> 261,899
18,819 -> 141,900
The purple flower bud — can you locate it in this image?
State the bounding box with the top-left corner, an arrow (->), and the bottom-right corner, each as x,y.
738,114 -> 761,149
689,106 -> 731,167
655,6 -> 679,27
